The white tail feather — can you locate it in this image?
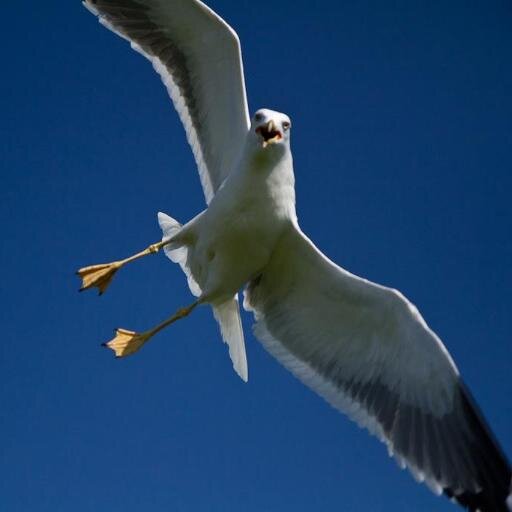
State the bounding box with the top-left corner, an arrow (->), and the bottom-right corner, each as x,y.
213,297 -> 248,382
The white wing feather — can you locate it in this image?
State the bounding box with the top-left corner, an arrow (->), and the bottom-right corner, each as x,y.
244,223 -> 511,511
83,0 -> 250,203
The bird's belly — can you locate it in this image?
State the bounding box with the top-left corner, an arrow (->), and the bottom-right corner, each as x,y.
192,211 -> 283,304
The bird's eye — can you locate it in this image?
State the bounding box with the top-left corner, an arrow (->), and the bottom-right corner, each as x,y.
282,121 -> 291,131
254,113 -> 264,122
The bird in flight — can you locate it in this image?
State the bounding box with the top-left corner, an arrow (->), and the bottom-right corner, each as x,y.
78,1 -> 511,510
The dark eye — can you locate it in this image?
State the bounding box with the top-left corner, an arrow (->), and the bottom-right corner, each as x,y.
282,121 -> 291,131
254,112 -> 264,122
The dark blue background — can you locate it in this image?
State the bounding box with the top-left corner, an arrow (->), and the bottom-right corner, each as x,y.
1,1 -> 511,510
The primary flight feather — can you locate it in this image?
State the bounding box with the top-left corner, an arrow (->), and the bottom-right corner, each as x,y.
79,1 -> 512,510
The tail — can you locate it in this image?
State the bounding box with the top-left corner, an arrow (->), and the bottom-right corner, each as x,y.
213,297 -> 248,382
157,211 -> 201,297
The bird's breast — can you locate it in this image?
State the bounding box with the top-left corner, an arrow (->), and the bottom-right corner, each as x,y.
189,150 -> 297,301
192,191 -> 292,302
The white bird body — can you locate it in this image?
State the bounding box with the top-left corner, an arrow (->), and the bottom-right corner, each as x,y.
175,109 -> 296,305
82,1 -> 512,510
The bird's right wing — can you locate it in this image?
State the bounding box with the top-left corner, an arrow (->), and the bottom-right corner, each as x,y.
84,0 -> 251,203
244,223 -> 511,512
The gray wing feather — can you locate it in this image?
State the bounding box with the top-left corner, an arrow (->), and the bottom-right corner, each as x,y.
244,223 -> 511,511
84,0 -> 250,203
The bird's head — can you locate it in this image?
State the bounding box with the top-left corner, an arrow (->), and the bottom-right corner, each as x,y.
250,109 -> 291,152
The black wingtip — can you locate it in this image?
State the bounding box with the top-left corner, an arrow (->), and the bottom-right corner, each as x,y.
441,383 -> 512,512
443,486 -> 512,512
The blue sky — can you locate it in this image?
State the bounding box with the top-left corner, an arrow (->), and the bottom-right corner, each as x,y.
1,1 -> 511,511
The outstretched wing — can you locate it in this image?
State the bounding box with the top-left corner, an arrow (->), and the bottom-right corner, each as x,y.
244,223 -> 511,512
84,0 -> 250,203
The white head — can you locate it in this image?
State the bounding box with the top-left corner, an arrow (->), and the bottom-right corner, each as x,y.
249,108 -> 291,152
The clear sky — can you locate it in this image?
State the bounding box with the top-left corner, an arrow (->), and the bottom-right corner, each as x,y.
1,1 -> 511,511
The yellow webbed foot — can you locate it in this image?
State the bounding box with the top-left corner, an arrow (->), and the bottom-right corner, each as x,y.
103,328 -> 152,358
77,262 -> 120,295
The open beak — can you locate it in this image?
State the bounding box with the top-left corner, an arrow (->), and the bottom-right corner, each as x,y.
255,120 -> 282,147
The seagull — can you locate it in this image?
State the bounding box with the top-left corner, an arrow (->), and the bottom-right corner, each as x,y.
78,1 -> 511,510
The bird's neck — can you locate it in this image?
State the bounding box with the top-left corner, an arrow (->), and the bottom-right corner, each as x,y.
241,146 -> 297,222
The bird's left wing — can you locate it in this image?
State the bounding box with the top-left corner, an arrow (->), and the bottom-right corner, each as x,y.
83,0 -> 250,203
244,223 -> 511,512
